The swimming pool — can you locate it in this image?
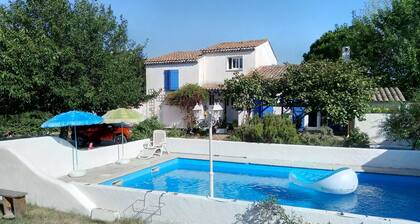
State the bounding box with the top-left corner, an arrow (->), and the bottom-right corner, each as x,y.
101,158 -> 420,221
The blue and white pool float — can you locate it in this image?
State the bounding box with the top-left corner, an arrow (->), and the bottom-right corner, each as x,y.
289,167 -> 358,195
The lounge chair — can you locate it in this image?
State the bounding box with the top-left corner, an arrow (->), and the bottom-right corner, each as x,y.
138,130 -> 169,159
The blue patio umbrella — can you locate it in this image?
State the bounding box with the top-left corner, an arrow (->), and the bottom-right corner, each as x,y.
41,110 -> 103,177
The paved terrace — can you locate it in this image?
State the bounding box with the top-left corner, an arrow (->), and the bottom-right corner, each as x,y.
61,152 -> 420,184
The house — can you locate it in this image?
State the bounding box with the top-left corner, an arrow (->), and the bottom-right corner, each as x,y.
144,39 -> 283,127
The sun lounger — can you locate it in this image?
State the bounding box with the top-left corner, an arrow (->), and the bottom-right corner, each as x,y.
138,130 -> 169,159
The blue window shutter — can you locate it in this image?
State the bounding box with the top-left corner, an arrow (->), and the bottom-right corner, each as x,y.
261,106 -> 273,117
292,107 -> 305,130
164,70 -> 170,91
164,70 -> 179,91
169,70 -> 179,91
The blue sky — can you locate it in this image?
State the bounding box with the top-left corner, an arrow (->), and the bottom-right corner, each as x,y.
1,0 -> 367,63
96,0 -> 367,63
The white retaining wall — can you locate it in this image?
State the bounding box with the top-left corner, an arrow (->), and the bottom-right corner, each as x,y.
0,148 -> 95,215
0,136 -> 148,215
166,138 -> 420,170
76,183 -> 415,224
0,136 -> 149,177
1,137 -> 420,224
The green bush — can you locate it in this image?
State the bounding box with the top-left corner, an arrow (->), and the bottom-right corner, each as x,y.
382,92 -> 420,149
0,111 -> 56,138
343,128 -> 370,148
369,107 -> 395,113
227,134 -> 242,142
166,128 -> 186,138
131,117 -> 164,140
319,126 -> 334,136
235,197 -> 306,224
230,115 -> 301,144
301,126 -> 343,146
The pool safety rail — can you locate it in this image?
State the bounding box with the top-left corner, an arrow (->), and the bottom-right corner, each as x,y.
122,191 -> 166,222
111,180 -> 123,186
151,167 -> 160,173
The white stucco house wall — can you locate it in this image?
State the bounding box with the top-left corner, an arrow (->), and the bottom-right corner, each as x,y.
143,39 -> 283,128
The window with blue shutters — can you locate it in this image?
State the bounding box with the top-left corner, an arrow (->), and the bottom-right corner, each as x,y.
164,70 -> 179,91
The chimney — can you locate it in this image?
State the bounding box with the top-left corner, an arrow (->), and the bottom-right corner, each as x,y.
342,46 -> 351,62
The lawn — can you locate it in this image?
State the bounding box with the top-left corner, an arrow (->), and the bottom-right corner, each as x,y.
0,204 -> 143,224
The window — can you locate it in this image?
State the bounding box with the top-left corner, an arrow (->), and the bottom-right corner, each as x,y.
308,112 -> 318,127
227,57 -> 243,70
164,70 -> 179,91
209,93 -> 215,105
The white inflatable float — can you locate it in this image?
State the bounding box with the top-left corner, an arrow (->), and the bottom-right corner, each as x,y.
289,168 -> 358,195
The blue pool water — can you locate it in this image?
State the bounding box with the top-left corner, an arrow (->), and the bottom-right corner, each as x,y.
102,158 -> 420,221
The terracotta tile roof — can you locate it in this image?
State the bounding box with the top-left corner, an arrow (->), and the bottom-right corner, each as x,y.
372,87 -> 406,102
201,39 -> 268,53
146,39 -> 268,65
253,64 -> 287,79
145,51 -> 202,65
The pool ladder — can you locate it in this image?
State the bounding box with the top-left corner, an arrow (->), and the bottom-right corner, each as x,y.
122,190 -> 166,223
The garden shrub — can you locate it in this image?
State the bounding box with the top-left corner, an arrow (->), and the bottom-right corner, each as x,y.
227,134 -> 241,142
382,92 -> 420,149
319,126 -> 334,136
230,115 -> 301,144
0,111 -> 56,138
131,117 -> 164,140
301,126 -> 343,146
343,128 -> 370,148
234,197 -> 306,224
166,127 -> 186,138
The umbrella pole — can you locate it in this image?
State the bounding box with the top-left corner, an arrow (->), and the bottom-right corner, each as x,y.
74,126 -> 77,171
68,126 -> 86,177
121,123 -> 124,159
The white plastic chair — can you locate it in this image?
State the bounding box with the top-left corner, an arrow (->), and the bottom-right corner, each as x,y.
138,130 -> 169,159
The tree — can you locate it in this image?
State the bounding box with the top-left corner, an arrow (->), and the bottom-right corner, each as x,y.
165,84 -> 208,129
0,0 -> 149,114
382,92 -> 420,149
303,0 -> 420,100
282,60 -> 374,126
223,72 -> 278,121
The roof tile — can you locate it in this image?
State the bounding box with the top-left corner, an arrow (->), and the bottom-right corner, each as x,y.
372,87 -> 406,102
201,39 -> 268,54
145,51 -> 202,65
253,64 -> 287,79
146,39 -> 268,65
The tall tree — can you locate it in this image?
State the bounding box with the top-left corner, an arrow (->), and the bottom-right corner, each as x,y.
223,72 -> 278,120
303,0 -> 420,99
282,60 -> 375,125
0,0 -> 148,114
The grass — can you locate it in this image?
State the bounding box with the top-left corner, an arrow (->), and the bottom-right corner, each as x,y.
0,204 -> 143,224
